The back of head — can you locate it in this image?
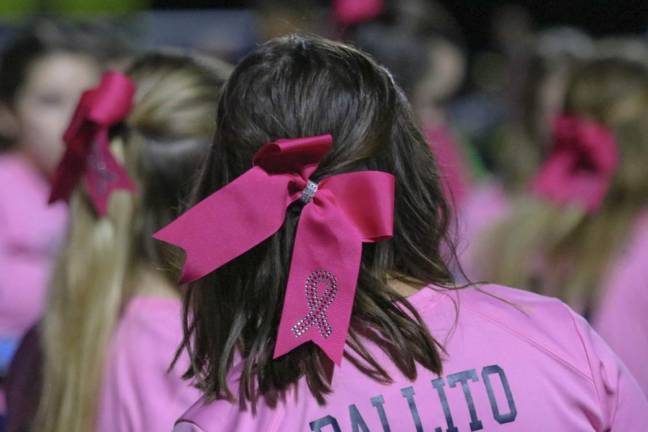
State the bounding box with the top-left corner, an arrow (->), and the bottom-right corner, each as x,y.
185,35 -> 455,407
564,57 -> 648,202
479,56 -> 648,308
494,27 -> 593,190
37,51 -> 230,432
123,52 -> 233,272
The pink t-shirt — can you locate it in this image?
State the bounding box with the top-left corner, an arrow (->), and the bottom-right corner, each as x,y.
98,296 -> 201,432
174,284 -> 648,431
0,154 -> 66,337
594,213 -> 648,397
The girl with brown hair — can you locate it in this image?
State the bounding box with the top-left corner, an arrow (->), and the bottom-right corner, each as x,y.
158,36 -> 647,431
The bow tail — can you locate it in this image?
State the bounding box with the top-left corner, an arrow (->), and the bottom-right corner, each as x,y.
84,130 -> 137,216
48,123 -> 97,205
273,203 -> 362,365
48,149 -> 87,205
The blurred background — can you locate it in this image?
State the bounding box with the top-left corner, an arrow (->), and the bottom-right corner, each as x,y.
0,0 -> 644,182
0,1 -> 647,429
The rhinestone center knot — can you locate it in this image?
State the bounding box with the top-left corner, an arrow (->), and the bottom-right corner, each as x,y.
300,180 -> 318,204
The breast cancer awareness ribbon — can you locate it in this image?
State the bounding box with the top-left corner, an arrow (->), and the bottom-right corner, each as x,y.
49,71 -> 136,216
153,134 -> 394,364
532,115 -> 618,213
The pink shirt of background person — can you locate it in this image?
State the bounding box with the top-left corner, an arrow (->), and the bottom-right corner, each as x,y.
97,296 -> 201,432
594,212 -> 648,397
457,181 -> 510,279
425,126 -> 471,209
174,284 -> 648,432
0,154 -> 66,337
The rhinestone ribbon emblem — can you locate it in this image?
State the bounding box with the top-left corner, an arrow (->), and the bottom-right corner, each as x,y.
291,270 -> 337,339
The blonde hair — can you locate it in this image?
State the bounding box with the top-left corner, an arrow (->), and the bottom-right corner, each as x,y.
479,57 -> 648,311
35,52 -> 230,432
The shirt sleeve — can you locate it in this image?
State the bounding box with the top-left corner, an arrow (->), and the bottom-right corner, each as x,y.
571,310 -> 648,430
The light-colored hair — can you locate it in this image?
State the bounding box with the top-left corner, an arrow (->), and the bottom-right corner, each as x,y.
478,57 -> 648,311
35,51 -> 230,432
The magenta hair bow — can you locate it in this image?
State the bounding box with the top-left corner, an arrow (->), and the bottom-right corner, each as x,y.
153,135 -> 394,364
532,115 -> 618,213
49,71 -> 136,216
333,0 -> 384,26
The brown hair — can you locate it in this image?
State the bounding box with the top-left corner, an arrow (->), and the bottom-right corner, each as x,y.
180,35 -> 456,408
478,57 -> 648,311
35,51 -> 230,432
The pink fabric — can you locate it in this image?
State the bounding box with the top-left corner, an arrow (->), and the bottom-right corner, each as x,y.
532,116 -> 618,213
333,0 -> 384,26
426,126 -> 471,208
97,296 -> 200,432
49,71 -> 136,216
0,154 -> 66,337
594,213 -> 648,397
154,135 -> 395,364
174,284 -> 648,431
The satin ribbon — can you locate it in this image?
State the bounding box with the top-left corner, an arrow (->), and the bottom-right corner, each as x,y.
153,134 -> 394,364
49,71 -> 136,216
532,115 -> 618,213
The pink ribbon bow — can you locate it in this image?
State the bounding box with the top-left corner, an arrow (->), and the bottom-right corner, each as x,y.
153,135 -> 394,364
532,115 -> 618,213
49,71 -> 136,216
333,0 -> 384,26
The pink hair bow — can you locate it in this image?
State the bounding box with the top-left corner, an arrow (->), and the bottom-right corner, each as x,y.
153,135 -> 394,364
49,71 -> 136,215
532,115 -> 618,213
333,0 -> 384,26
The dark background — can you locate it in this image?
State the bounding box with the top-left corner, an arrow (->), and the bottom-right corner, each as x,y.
150,0 -> 648,49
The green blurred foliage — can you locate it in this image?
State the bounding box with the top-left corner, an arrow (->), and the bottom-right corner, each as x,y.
0,0 -> 148,17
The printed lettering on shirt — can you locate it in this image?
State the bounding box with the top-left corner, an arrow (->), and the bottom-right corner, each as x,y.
370,395 -> 391,431
310,415 -> 342,432
447,369 -> 483,431
309,364 -> 517,431
482,365 -> 517,424
349,404 -> 370,431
